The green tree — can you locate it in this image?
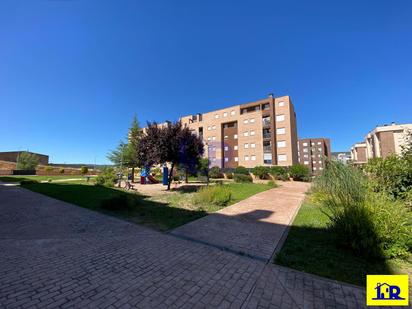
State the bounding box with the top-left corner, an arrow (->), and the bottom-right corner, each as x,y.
80,166 -> 89,175
16,152 -> 39,170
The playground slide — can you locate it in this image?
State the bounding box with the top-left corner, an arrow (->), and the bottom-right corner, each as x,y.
147,175 -> 160,184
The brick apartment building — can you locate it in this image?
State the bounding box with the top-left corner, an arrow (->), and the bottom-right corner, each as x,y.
0,151 -> 49,165
297,138 -> 331,174
351,123 -> 412,164
180,94 -> 299,168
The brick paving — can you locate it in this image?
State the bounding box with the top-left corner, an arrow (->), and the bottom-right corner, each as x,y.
170,181 -> 310,261
0,183 -> 381,308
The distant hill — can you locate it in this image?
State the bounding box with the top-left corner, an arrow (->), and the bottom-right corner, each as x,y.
49,163 -> 113,169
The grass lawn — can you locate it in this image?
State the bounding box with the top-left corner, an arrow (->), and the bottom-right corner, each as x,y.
0,175 -> 88,183
21,181 -> 275,231
275,202 -> 412,286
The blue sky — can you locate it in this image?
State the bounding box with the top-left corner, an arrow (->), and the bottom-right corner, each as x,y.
0,1 -> 411,164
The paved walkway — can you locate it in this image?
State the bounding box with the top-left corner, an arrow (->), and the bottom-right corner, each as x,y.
0,183 -> 374,308
170,181 -> 310,261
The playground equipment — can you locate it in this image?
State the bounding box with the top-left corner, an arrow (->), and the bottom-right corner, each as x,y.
140,166 -> 160,184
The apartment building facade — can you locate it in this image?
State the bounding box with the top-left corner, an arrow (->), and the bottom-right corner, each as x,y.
297,138 -> 331,174
180,94 -> 299,168
351,123 -> 412,164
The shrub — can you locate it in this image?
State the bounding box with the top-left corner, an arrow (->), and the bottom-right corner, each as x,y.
16,152 -> 39,170
234,166 -> 249,175
251,166 -> 270,179
209,166 -> 224,179
193,185 -> 232,206
312,161 -> 412,259
269,166 -> 289,181
80,166 -> 89,175
233,173 -> 253,183
44,166 -> 53,173
101,195 -> 131,211
95,167 -> 117,187
267,180 -> 278,187
225,172 -> 234,179
289,164 -> 310,181
59,168 -> 65,174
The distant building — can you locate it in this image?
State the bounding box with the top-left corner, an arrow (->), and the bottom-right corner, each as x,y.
331,151 -> 351,165
298,138 -> 331,174
0,151 -> 49,165
351,123 -> 412,164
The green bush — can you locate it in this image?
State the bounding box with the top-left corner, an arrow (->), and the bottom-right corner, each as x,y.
289,164 -> 310,181
252,166 -> 270,179
267,180 -> 278,187
233,173 -> 253,183
16,152 -> 39,170
234,166 -> 249,175
209,166 -> 224,179
312,161 -> 411,259
101,195 -> 131,211
59,168 -> 65,174
269,166 -> 289,181
95,168 -> 117,187
225,172 -> 233,179
44,166 -> 53,173
80,166 -> 89,175
193,185 -> 232,206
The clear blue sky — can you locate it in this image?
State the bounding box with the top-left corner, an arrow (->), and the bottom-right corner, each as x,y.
1,1 -> 411,164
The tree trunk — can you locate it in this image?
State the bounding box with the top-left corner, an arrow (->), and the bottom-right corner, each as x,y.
131,167 -> 135,182
185,169 -> 188,184
167,163 -> 175,191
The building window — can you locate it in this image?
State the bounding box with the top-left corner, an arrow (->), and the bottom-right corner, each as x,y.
212,157 -> 216,162
224,146 -> 229,151
319,167 -> 323,170
234,157 -> 238,162
317,142 -> 322,145
303,142 -> 308,146
250,143 -> 256,148
244,143 -> 249,149
230,110 -> 235,116
207,126 -> 211,131
223,112 -> 228,117
264,153 -> 272,165
276,127 -> 286,134
318,148 -> 322,152
304,154 -> 308,158
278,101 -> 285,107
278,154 -> 287,162
244,155 -> 249,161
313,161 -> 316,164
250,130 -> 255,136
249,118 -> 255,123
244,131 -> 249,137
303,148 -> 308,153
212,125 -> 216,130
243,119 -> 249,124
224,135 -> 228,139
215,114 -> 219,119
224,157 -> 229,162
234,134 -> 238,139
207,137 -> 211,141
313,167 -> 317,170
234,145 -> 238,150
304,161 -> 309,165
251,155 -> 256,161
212,136 -> 216,141
276,114 -> 285,122
311,142 -> 315,146
277,141 -> 286,148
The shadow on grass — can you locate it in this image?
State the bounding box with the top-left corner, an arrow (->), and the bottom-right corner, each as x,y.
0,176 -> 30,183
22,183 -> 207,231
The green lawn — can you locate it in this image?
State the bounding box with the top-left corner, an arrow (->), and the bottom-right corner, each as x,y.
21,181 -> 275,231
275,202 -> 411,286
0,175 -> 88,183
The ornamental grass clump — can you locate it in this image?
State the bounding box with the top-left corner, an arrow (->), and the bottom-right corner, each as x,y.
193,185 -> 232,206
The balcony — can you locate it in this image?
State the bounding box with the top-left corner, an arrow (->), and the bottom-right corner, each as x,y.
263,133 -> 271,139
263,146 -> 272,152
262,119 -> 271,127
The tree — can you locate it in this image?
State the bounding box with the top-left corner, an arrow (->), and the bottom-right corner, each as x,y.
80,166 -> 88,175
16,152 -> 39,170
107,115 -> 142,182
137,121 -> 204,190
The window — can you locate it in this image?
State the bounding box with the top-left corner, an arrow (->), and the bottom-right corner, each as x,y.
212,157 -> 216,162
278,154 -> 287,162
224,157 -> 229,162
230,110 -> 235,116
243,119 -> 249,124
244,155 -> 249,161
224,135 -> 228,139
224,146 -> 229,151
276,114 -> 285,122
277,141 -> 286,148
276,127 -> 286,135
313,167 -> 317,171
251,155 -> 256,161
278,101 -> 285,107
313,161 -> 316,164
207,137 -> 211,141
207,126 -> 211,131
304,154 -> 308,158
212,125 -> 216,130
319,167 -> 323,170
311,142 -> 315,146
234,134 -> 238,139
244,143 -> 249,149
304,161 -> 309,165
250,130 -> 255,136
317,142 -> 322,145
213,146 -> 217,151
223,112 -> 228,117
234,157 -> 239,162
318,148 -> 322,152
264,153 -> 272,164
215,114 -> 219,119
212,136 -> 216,141
303,148 -> 308,153
318,154 -> 322,158
250,143 -> 256,148
234,145 -> 238,150
303,142 -> 308,146
249,118 -> 255,123
262,103 -> 270,110
244,131 -> 249,137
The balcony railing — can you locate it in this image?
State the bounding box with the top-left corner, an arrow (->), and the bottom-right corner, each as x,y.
263,133 -> 271,139
262,119 -> 271,127
263,146 -> 272,152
